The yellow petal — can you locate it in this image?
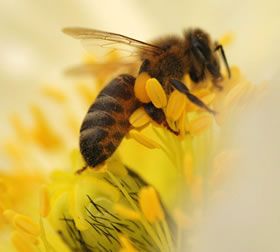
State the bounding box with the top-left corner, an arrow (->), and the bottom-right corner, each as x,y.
128,130 -> 161,149
134,72 -> 151,103
129,108 -> 151,128
145,78 -> 167,108
166,90 -> 187,121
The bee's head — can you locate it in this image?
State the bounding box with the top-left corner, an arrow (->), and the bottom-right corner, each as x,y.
184,29 -> 221,82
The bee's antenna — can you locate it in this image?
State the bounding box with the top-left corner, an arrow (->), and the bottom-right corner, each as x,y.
214,44 -> 231,79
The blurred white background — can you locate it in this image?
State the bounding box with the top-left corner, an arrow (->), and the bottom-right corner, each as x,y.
0,0 -> 280,251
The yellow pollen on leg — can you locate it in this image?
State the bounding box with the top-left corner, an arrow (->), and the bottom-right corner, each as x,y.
145,78 -> 167,108
139,186 -> 164,223
40,185 -> 50,217
134,72 -> 151,103
166,90 -> 187,121
128,130 -> 161,149
13,214 -> 41,237
129,108 -> 151,128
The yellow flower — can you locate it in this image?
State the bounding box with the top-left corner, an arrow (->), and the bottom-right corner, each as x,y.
0,13 -> 265,250
1,57 -> 261,251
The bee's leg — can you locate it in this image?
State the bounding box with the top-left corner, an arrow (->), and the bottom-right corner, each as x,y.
143,103 -> 179,135
138,59 -> 150,74
76,166 -> 88,175
214,44 -> 231,79
212,77 -> 224,90
170,79 -> 216,115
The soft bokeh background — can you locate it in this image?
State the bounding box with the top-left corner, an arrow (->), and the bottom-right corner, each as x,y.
1,0 -> 280,251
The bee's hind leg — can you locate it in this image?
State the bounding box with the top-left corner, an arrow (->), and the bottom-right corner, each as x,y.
143,103 -> 179,135
170,79 -> 217,115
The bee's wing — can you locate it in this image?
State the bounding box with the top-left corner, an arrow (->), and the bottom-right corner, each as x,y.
62,27 -> 164,57
65,61 -> 139,78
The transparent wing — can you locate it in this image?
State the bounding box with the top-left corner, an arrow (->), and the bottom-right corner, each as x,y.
65,61 -> 139,78
62,27 -> 164,56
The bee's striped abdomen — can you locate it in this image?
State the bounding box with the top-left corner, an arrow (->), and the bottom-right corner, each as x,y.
79,74 -> 140,167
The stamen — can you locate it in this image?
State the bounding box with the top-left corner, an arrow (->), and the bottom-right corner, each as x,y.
119,235 -> 138,252
30,105 -> 62,149
41,85 -> 67,103
11,231 -> 37,252
114,204 -> 140,220
224,82 -> 250,108
173,209 -> 193,229
166,90 -> 187,121
177,110 -> 186,138
3,209 -> 17,224
68,187 -> 90,231
188,115 -> 213,136
219,32 -> 235,47
128,130 -> 161,149
129,108 -> 151,128
75,82 -> 96,105
40,185 -> 50,218
9,115 -> 29,141
183,153 -> 193,185
145,78 -> 167,108
134,72 -> 151,103
190,176 -> 203,204
139,186 -> 164,223
13,214 -> 41,236
83,53 -> 96,64
211,150 -> 239,186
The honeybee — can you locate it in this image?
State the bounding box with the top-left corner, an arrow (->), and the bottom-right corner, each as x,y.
63,27 -> 231,171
